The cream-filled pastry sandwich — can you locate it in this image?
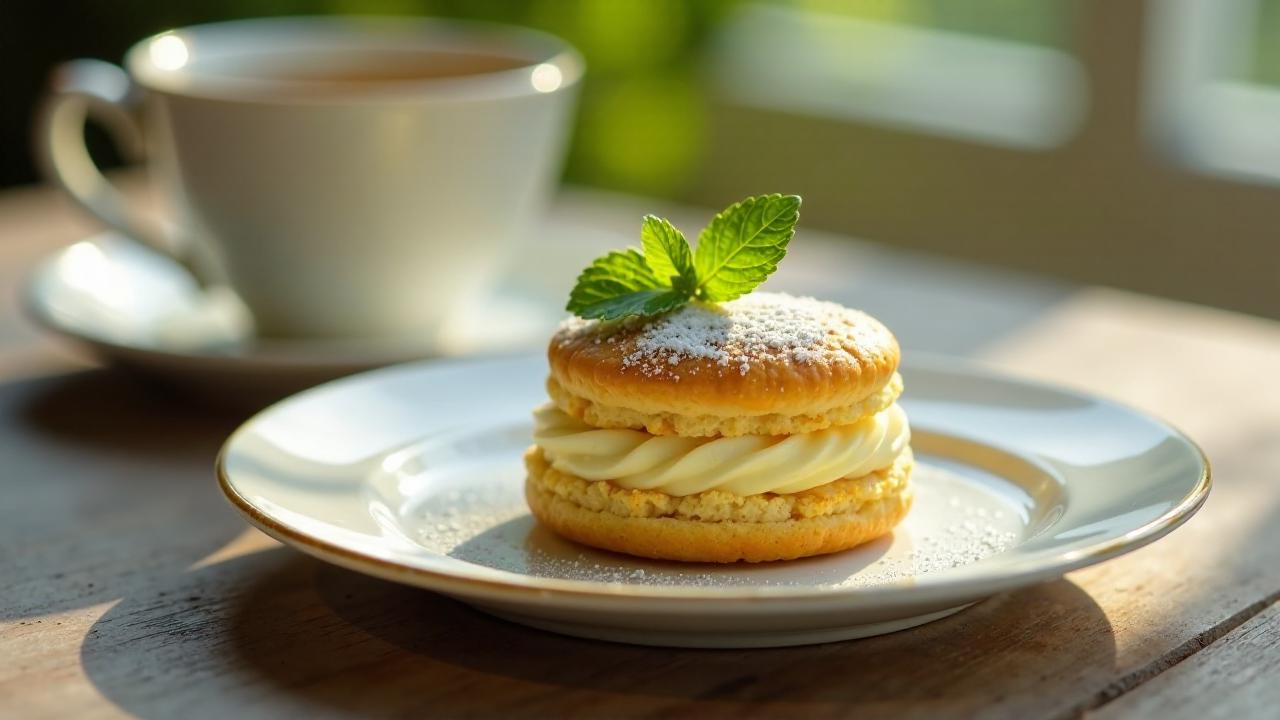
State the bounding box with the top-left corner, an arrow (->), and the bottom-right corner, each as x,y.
525,291 -> 912,563
526,193 -> 912,562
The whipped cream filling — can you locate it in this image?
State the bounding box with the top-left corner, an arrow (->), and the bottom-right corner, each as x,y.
532,403 -> 910,497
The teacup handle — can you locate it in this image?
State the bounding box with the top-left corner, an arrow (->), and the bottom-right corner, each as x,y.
36,59 -> 209,284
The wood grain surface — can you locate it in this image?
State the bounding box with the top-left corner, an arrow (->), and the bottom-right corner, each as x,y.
1093,603 -> 1280,720
1,185 -> 1278,719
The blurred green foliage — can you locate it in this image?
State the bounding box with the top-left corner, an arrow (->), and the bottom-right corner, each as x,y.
1252,0 -> 1280,85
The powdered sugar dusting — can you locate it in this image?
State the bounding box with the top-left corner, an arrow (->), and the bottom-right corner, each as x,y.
404,453 -> 1026,590
557,292 -> 884,378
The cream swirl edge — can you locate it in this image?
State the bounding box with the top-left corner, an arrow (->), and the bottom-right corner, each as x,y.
532,403 -> 910,497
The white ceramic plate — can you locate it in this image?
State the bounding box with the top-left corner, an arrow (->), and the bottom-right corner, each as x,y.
24,232 -> 561,406
217,354 -> 1209,648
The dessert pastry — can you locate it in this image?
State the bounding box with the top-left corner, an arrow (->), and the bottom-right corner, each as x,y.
526,193 -> 911,562
525,292 -> 913,563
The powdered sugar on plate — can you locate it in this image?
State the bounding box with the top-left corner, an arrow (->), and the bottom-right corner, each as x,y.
401,444 -> 1028,590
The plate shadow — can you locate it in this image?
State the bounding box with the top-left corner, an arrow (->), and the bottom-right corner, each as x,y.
0,369 -> 246,620
79,547 -> 1117,719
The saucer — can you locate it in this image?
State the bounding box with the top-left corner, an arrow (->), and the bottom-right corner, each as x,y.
217,354 -> 1210,647
24,232 -> 563,406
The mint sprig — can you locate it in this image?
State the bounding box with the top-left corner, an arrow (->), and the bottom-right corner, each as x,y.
566,193 -> 801,320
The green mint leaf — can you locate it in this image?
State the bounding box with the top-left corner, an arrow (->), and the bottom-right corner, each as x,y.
570,287 -> 689,321
640,215 -> 696,292
693,194 -> 801,302
567,249 -> 689,320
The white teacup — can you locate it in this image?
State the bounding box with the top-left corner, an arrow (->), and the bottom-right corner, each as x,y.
38,17 -> 581,340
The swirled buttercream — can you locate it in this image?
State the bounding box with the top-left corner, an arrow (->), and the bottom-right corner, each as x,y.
532,403 -> 909,497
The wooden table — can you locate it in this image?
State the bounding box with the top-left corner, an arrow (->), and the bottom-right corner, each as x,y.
2,184 -> 1278,719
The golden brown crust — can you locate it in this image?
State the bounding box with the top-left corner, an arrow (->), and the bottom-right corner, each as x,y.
548,295 -> 900,436
548,372 -> 902,437
524,446 -> 914,563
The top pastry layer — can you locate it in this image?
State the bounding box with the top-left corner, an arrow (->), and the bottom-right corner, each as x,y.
548,292 -> 901,436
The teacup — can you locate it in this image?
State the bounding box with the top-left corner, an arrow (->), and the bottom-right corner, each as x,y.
38,17 -> 582,339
